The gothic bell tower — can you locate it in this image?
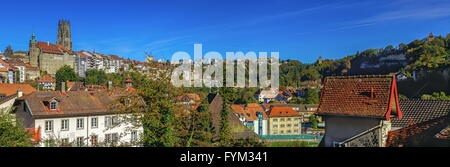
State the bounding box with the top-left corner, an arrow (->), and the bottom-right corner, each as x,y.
57,19 -> 72,51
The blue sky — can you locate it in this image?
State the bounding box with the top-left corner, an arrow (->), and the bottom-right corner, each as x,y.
1,0 -> 450,63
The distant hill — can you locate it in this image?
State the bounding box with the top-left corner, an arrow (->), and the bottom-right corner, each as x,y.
279,33 -> 450,97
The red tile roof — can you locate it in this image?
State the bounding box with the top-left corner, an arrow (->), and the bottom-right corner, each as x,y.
39,75 -> 56,83
386,115 -> 448,147
231,103 -> 268,121
0,59 -> 19,72
317,75 -> 402,120
268,107 -> 299,117
36,42 -> 72,54
0,83 -> 37,96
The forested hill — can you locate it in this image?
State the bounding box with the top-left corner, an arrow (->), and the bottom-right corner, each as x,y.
280,33 -> 450,87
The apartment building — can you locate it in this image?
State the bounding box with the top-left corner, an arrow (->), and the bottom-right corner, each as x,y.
267,107 -> 302,135
14,90 -> 143,147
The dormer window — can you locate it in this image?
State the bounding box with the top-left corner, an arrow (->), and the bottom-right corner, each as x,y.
50,102 -> 57,110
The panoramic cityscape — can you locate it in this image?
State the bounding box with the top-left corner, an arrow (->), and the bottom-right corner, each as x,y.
0,0 -> 449,150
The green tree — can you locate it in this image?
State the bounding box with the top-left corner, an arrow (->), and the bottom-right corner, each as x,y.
309,115 -> 318,129
3,45 -> 13,57
302,88 -> 320,104
55,65 -> 78,90
421,92 -> 450,100
218,97 -> 233,146
0,112 -> 34,147
186,98 -> 214,147
85,69 -> 108,85
289,97 -> 303,104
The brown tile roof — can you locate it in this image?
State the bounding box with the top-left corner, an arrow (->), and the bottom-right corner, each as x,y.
392,99 -> 450,128
0,59 -> 19,72
317,75 -> 402,120
37,42 -> 72,54
386,115 -> 449,147
0,83 -> 37,96
17,90 -> 130,118
231,103 -> 268,121
435,127 -> 450,140
39,75 -> 56,83
268,107 -> 299,117
177,93 -> 201,102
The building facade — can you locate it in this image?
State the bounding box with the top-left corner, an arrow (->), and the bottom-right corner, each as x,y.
317,75 -> 402,147
267,107 -> 302,135
14,90 -> 143,147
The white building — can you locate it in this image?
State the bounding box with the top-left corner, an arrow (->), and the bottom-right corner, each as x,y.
14,90 -> 143,147
231,104 -> 268,136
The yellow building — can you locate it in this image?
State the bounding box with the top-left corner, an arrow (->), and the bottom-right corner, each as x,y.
267,107 -> 302,135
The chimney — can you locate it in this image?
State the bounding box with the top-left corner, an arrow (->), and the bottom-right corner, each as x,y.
17,88 -> 23,98
61,82 -> 66,92
47,41 -> 50,46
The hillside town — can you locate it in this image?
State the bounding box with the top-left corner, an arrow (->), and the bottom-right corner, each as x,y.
0,19 -> 449,148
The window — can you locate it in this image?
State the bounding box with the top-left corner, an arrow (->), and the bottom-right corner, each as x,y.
280,118 -> 285,122
105,116 -> 112,127
45,120 -> 53,132
112,116 -> 119,125
91,135 -> 98,146
294,124 -> 299,127
131,131 -> 138,142
287,124 -> 292,127
273,125 -> 278,128
50,102 -> 57,110
76,119 -> 84,129
105,133 -> 119,144
273,131 -> 278,135
287,118 -> 292,121
280,124 -> 285,128
280,131 -> 284,134
91,117 -> 98,128
294,130 -> 299,134
61,120 -> 69,131
287,130 -> 292,134
273,119 -> 278,122
76,137 -> 84,147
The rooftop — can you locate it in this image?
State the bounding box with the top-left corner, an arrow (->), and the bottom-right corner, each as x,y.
317,75 -> 401,120
0,83 -> 36,96
392,99 -> 450,128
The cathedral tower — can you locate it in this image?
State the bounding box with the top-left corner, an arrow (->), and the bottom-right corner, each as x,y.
57,19 -> 72,51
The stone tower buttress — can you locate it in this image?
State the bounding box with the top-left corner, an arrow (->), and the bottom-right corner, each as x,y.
29,33 -> 39,67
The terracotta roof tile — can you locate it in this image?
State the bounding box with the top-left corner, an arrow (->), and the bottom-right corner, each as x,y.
0,83 -> 37,96
36,42 -> 69,54
39,75 -> 56,83
317,75 -> 402,119
231,103 -> 267,121
268,107 -> 299,117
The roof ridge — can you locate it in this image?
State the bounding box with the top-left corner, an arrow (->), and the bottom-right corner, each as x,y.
325,74 -> 394,79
